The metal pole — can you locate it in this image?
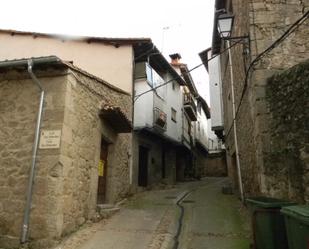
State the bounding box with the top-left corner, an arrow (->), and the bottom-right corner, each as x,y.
227,40 -> 244,202
21,59 -> 45,243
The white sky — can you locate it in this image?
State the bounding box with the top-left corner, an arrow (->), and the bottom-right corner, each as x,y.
0,0 -> 215,102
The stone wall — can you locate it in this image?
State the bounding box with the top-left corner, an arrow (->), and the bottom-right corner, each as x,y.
0,65 -> 132,248
203,152 -> 227,177
60,69 -> 132,236
265,60 -> 309,203
195,148 -> 208,178
221,0 -> 309,199
0,69 -> 67,248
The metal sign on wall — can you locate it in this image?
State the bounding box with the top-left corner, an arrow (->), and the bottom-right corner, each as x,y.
39,130 -> 62,149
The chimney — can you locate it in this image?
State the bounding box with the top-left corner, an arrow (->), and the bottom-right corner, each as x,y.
169,53 -> 182,66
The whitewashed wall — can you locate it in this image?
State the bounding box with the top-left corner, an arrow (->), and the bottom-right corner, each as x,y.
0,33 -> 134,93
165,75 -> 182,142
208,50 -> 224,131
133,62 -> 183,143
133,78 -> 154,128
194,107 -> 209,149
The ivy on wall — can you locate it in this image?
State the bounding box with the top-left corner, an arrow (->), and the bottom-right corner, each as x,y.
265,60 -> 309,201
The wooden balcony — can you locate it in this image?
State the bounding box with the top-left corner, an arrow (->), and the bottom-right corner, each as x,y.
183,93 -> 197,121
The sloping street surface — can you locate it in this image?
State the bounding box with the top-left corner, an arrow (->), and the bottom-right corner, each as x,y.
177,178 -> 251,249
54,178 -> 250,249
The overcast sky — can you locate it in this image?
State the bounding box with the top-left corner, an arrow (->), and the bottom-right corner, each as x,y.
0,0 -> 215,101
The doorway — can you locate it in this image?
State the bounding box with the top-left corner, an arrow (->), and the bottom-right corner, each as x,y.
97,139 -> 108,204
231,153 -> 239,195
138,146 -> 148,187
161,147 -> 166,179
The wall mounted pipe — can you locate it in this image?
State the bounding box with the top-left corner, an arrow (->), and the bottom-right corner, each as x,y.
20,59 -> 46,243
0,56 -> 60,243
227,40 -> 244,203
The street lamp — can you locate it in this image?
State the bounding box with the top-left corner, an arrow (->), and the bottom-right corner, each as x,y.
217,13 -> 250,44
217,13 -> 234,38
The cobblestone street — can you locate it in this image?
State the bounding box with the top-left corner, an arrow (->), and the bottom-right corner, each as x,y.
52,178 -> 250,249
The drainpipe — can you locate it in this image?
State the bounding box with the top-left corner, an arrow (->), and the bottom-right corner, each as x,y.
20,59 -> 45,243
0,57 -> 60,243
227,40 -> 244,203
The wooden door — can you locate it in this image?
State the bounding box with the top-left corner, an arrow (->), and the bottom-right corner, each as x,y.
97,140 -> 108,204
138,146 -> 148,187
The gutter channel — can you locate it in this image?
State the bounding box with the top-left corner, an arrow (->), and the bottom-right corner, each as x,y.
172,190 -> 193,249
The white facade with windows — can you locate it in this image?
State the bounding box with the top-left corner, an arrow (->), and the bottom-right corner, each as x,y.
134,62 -> 183,142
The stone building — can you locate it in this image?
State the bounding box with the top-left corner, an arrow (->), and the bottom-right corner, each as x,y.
200,0 -> 309,203
0,56 -> 132,248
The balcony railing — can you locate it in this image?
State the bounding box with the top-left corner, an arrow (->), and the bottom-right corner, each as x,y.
183,93 -> 197,121
153,107 -> 167,131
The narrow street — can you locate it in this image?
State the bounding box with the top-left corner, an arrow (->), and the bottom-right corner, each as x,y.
54,178 -> 250,249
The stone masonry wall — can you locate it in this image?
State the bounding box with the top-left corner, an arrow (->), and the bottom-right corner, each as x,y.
0,69 -> 67,248
60,69 -> 132,236
221,0 -> 260,195
249,1 -> 309,200
0,66 -> 132,248
265,60 -> 309,203
221,0 -> 309,199
204,152 -> 227,177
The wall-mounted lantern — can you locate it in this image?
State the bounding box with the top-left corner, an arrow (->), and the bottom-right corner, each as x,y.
217,13 -> 235,38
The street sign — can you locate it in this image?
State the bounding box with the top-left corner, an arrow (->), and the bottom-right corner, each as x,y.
39,130 -> 62,149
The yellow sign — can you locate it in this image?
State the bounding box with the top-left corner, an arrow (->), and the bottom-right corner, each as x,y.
98,160 -> 104,176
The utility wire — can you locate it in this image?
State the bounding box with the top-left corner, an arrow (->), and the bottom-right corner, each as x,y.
134,39 -> 244,103
224,10 -> 309,138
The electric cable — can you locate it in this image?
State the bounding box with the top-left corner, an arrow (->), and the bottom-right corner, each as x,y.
224,10 -> 309,139
134,39 -> 244,103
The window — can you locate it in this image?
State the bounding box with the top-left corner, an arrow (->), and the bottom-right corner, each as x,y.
172,82 -> 176,90
171,108 -> 177,122
146,63 -> 153,87
197,102 -> 202,114
146,63 -> 166,100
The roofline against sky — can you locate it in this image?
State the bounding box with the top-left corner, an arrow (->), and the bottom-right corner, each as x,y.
0,28 -> 152,45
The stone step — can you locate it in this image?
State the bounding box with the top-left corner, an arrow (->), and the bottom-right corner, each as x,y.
97,205 -> 120,219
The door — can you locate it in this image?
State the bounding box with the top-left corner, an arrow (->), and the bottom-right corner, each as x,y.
161,148 -> 166,179
138,146 -> 148,187
97,139 -> 108,204
231,153 -> 239,195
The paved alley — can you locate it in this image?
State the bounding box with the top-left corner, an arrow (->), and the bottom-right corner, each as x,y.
177,178 -> 251,249
54,178 -> 250,249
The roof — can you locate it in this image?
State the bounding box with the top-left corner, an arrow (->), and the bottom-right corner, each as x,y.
199,48 -> 211,72
0,56 -> 130,95
179,64 -> 199,96
133,43 -> 186,86
99,105 -> 132,133
0,29 -> 151,46
169,53 -> 182,60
